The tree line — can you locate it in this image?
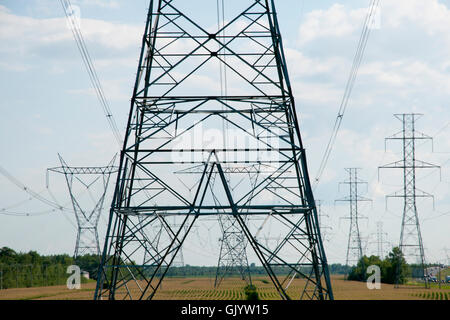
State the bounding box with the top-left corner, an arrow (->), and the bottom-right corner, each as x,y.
0,247 -> 98,289
0,246 -> 354,289
347,247 -> 429,284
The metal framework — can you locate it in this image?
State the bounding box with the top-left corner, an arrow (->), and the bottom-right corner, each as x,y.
316,200 -> 332,243
336,168 -> 371,267
379,113 -> 440,285
373,221 -> 389,258
48,154 -> 118,258
95,0 -> 333,300
214,213 -> 252,288
213,165 -> 261,288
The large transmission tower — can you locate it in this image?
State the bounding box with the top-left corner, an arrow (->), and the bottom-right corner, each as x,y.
379,113 -> 440,284
336,168 -> 371,267
47,154 -> 118,258
95,0 -> 333,300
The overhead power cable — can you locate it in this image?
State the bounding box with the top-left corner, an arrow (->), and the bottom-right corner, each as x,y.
60,0 -> 123,147
313,0 -> 380,190
0,166 -> 80,228
0,165 -> 67,211
60,1 -> 155,199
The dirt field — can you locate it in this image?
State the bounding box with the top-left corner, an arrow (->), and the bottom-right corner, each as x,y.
0,276 -> 447,300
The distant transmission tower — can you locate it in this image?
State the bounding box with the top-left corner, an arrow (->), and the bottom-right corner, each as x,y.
214,165 -> 262,288
379,113 -> 440,285
215,215 -> 251,288
170,216 -> 185,267
336,168 -> 371,266
316,200 -> 332,242
47,154 -> 118,258
95,0 -> 333,300
443,247 -> 449,266
373,221 -> 389,258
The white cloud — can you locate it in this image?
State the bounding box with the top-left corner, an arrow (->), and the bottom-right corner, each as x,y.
381,0 -> 450,35
285,48 -> 347,77
68,78 -> 131,102
76,0 -> 120,9
293,81 -> 342,105
297,4 -> 365,45
0,5 -> 142,54
1,0 -> 449,264
0,61 -> 31,72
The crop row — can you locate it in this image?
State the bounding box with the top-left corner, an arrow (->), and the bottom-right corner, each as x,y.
412,291 -> 449,300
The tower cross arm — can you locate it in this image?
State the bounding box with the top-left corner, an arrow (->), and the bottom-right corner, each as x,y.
385,188 -> 434,199
47,166 -> 119,175
379,159 -> 440,170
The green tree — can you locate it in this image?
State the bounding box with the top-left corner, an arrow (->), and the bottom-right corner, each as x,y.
382,246 -> 409,284
74,254 -> 101,280
244,284 -> 259,300
347,247 -> 409,284
347,255 -> 382,281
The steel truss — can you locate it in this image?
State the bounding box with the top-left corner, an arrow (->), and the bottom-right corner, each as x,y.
374,221 -> 389,259
48,154 -> 118,258
213,166 -> 259,288
95,0 -> 333,300
336,168 -> 371,267
379,113 -> 440,286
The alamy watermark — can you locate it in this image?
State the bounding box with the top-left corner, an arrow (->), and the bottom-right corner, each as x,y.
366,265 -> 381,290
169,124 -> 282,164
66,265 -> 81,290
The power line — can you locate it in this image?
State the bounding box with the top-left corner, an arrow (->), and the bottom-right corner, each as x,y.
0,208 -> 59,217
422,209 -> 450,222
60,0 -> 123,147
313,0 -> 380,190
0,165 -> 69,211
0,190 -> 45,211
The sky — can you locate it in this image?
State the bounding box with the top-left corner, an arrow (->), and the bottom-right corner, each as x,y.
0,0 -> 449,266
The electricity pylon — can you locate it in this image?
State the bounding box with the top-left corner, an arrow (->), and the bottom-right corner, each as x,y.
379,113 -> 440,286
47,154 -> 118,258
444,247 -> 450,266
169,216 -> 185,267
95,0 -> 333,300
316,200 -> 332,242
214,215 -> 252,287
214,165 -> 264,288
372,221 -> 389,258
336,168 -> 371,267
176,165 -> 256,286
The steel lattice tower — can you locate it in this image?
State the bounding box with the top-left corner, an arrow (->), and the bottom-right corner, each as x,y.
336,168 -> 371,267
95,0 -> 333,300
379,113 -> 439,284
374,221 -> 389,258
214,214 -> 252,287
47,155 -> 118,258
214,166 -> 261,288
316,200 -> 332,243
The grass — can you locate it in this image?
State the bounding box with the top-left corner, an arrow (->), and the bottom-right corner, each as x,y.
406,281 -> 450,290
181,280 -> 195,285
410,289 -> 450,300
0,276 -> 449,300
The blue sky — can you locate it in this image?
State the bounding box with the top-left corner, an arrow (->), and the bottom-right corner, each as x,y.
0,0 -> 449,266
